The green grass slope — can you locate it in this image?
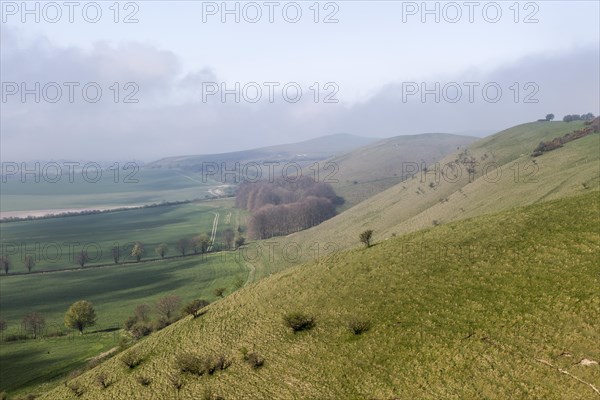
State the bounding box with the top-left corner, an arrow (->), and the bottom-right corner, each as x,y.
252,121 -> 598,278
40,191 -> 600,399
324,133 -> 476,209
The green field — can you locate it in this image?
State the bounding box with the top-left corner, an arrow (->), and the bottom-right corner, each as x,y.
0,200 -> 242,272
0,333 -> 117,397
38,191 -> 600,399
0,253 -> 249,396
0,198 -> 249,396
0,167 -> 221,213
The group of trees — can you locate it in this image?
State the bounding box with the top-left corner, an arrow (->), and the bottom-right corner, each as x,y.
124,295 -> 212,339
248,197 -> 337,239
532,117 -> 599,156
237,177 -> 343,239
1,300 -> 97,341
110,235 -> 215,265
563,113 -> 595,122
0,255 -> 35,275
152,235 -> 215,259
537,113 -> 595,122
121,233 -> 222,262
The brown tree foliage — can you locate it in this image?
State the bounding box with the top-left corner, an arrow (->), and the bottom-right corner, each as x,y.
238,177 -> 341,239
532,117 -> 599,156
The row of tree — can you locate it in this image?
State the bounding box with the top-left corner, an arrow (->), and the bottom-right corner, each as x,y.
1,254 -> 35,274
236,177 -> 342,239
0,231 -> 248,274
563,113 -> 595,122
122,236 -> 215,263
538,113 -> 595,122
532,117 -> 599,156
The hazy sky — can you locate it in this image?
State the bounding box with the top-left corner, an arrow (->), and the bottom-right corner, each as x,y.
1,1 -> 599,161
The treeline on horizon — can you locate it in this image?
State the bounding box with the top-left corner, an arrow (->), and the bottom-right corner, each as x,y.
236,177 -> 343,239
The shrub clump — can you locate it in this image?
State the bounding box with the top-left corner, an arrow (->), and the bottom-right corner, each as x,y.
153,317 -> 171,331
245,352 -> 265,369
66,381 -> 84,397
202,388 -> 225,400
347,318 -> 371,335
96,372 -> 110,389
168,371 -> 183,391
359,230 -> 373,247
3,334 -> 28,342
283,312 -> 315,332
176,353 -> 231,376
136,376 -> 151,386
182,299 -> 210,318
121,349 -> 143,369
130,323 -> 153,340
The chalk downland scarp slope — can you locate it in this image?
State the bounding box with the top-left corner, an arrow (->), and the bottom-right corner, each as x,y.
254,121 -> 599,278
42,190 -> 600,399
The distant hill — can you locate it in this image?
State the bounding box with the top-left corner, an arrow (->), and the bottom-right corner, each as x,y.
41,190 -> 600,399
246,120 -> 599,278
321,133 -> 477,208
147,133 -> 379,170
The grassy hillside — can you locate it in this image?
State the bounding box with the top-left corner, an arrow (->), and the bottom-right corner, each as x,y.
39,191 -> 600,399
250,121 -> 599,278
324,133 -> 476,208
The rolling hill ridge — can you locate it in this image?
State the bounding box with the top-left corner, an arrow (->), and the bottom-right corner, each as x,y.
251,120 -> 599,278
148,133 -> 379,170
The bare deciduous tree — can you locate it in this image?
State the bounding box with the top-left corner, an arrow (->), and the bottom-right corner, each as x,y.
177,239 -> 189,256
155,295 -> 181,322
359,230 -> 373,248
76,250 -> 89,268
22,312 -> 45,339
23,255 -> 35,273
0,255 -> 10,275
111,245 -> 120,264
